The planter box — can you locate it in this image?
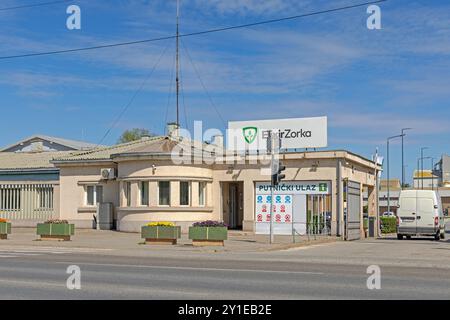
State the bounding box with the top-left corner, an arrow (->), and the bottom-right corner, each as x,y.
141,226 -> 181,245
189,226 -> 228,246
37,223 -> 75,241
0,222 -> 11,240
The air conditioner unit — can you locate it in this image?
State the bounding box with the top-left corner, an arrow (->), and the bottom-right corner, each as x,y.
101,168 -> 116,180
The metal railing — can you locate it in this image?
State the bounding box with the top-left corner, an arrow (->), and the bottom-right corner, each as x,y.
0,184 -> 56,220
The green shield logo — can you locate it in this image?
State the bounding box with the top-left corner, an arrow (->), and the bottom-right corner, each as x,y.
319,183 -> 328,192
243,127 -> 258,144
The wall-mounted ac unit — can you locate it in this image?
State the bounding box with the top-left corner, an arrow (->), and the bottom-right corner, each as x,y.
101,168 -> 116,180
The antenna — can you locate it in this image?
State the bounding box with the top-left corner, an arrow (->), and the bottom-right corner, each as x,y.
175,0 -> 180,129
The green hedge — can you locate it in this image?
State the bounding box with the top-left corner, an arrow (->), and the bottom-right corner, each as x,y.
380,217 -> 397,234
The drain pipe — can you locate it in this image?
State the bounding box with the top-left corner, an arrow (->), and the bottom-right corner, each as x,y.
336,158 -> 343,238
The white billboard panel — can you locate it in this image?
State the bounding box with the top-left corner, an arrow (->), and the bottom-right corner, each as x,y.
227,116 -> 327,151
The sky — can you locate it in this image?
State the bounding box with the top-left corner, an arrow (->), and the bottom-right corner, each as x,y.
0,0 -> 449,184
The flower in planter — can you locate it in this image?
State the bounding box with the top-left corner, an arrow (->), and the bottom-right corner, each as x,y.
0,218 -> 8,223
44,219 -> 69,224
192,220 -> 228,228
146,222 -> 175,227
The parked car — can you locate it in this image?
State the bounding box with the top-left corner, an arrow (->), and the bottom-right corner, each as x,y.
382,211 -> 396,217
397,190 -> 445,241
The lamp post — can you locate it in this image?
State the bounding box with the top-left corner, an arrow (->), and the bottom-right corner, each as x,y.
420,147 -> 429,190
401,128 -> 412,189
418,155 -> 431,190
430,157 -> 436,191
387,134 -> 404,214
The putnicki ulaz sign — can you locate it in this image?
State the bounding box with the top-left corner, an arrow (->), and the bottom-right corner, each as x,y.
228,116 -> 328,151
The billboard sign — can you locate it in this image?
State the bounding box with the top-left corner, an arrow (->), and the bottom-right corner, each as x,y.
228,116 -> 327,151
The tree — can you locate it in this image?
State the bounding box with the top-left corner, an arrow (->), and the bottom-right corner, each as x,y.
117,128 -> 154,144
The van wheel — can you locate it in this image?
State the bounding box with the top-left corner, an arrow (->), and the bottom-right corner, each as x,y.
406,235 -> 411,240
397,234 -> 403,240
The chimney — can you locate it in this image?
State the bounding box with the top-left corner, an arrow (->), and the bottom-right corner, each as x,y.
166,122 -> 180,137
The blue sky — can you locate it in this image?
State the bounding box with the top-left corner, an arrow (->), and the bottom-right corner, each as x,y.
0,0 -> 449,184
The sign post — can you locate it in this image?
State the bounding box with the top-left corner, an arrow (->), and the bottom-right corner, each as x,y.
268,130 -> 281,244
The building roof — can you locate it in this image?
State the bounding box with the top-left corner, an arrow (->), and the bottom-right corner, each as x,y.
413,170 -> 438,178
380,179 -> 401,190
0,134 -> 102,152
0,151 -> 74,171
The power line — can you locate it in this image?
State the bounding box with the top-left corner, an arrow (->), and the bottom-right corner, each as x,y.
0,0 -> 73,11
181,38 -> 227,127
96,41 -> 171,147
0,0 -> 387,60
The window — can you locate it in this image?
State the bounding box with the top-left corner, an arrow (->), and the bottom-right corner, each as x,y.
159,181 -> 170,206
199,182 -> 206,206
0,187 -> 21,210
140,181 -> 149,206
124,182 -> 131,207
180,181 -> 190,206
37,186 -> 54,209
86,186 -> 95,206
86,185 -> 103,206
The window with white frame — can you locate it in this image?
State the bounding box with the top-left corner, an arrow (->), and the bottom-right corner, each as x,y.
180,181 -> 190,206
199,181 -> 206,206
85,185 -> 103,206
124,182 -> 131,207
158,181 -> 170,206
140,181 -> 149,206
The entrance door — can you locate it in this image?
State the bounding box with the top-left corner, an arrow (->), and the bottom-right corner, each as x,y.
228,183 -> 241,229
345,180 -> 361,240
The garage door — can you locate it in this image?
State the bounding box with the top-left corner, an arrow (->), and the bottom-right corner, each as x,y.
346,180 -> 361,241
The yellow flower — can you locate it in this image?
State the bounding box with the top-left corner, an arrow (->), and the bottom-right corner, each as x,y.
146,222 -> 175,227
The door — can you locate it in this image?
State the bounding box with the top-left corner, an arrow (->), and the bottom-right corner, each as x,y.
416,196 -> 434,234
345,180 -> 361,241
398,193 -> 417,234
229,184 -> 239,229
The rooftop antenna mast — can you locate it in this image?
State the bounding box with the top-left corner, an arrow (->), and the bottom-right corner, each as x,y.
175,0 -> 180,129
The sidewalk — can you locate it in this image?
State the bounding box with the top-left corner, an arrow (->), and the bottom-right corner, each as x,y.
0,228 -> 338,256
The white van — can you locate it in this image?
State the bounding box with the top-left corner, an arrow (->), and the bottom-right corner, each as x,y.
397,190 -> 445,240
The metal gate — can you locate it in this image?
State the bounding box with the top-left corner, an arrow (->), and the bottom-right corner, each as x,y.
345,180 -> 361,241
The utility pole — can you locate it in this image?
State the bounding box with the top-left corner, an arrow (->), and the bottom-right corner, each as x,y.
387,134 -> 403,214
401,128 -> 412,189
420,147 -> 429,190
175,0 -> 180,128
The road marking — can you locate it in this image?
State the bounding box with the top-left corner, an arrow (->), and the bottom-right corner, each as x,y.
54,261 -> 324,275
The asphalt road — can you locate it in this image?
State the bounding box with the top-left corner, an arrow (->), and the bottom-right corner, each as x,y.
1,238 -> 450,300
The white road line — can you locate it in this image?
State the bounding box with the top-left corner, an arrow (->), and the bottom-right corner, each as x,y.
54,261 -> 324,275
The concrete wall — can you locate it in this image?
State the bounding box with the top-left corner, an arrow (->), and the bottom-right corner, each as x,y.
56,152 -> 378,235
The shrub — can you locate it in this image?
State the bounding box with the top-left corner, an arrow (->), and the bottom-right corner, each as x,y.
0,218 -> 7,223
380,216 -> 397,234
146,222 -> 175,227
192,220 -> 227,228
44,219 -> 69,224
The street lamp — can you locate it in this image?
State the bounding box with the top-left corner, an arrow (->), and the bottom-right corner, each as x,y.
387,134 -> 404,213
420,147 -> 429,190
430,157 -> 436,191
401,128 -> 412,189
417,155 -> 431,190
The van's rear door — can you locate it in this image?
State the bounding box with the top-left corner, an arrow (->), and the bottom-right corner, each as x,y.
416,196 -> 435,234
398,192 -> 417,235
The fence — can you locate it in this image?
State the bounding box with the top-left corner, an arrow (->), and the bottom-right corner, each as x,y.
0,183 -> 56,220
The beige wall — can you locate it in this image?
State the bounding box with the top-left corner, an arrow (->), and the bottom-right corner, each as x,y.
55,152 -> 379,235
59,164 -> 119,228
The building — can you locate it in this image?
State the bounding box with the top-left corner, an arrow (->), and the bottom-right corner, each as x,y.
0,135 -> 101,225
434,155 -> 450,187
0,134 -> 100,153
377,179 -> 401,214
51,131 -> 381,240
413,170 -> 439,189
